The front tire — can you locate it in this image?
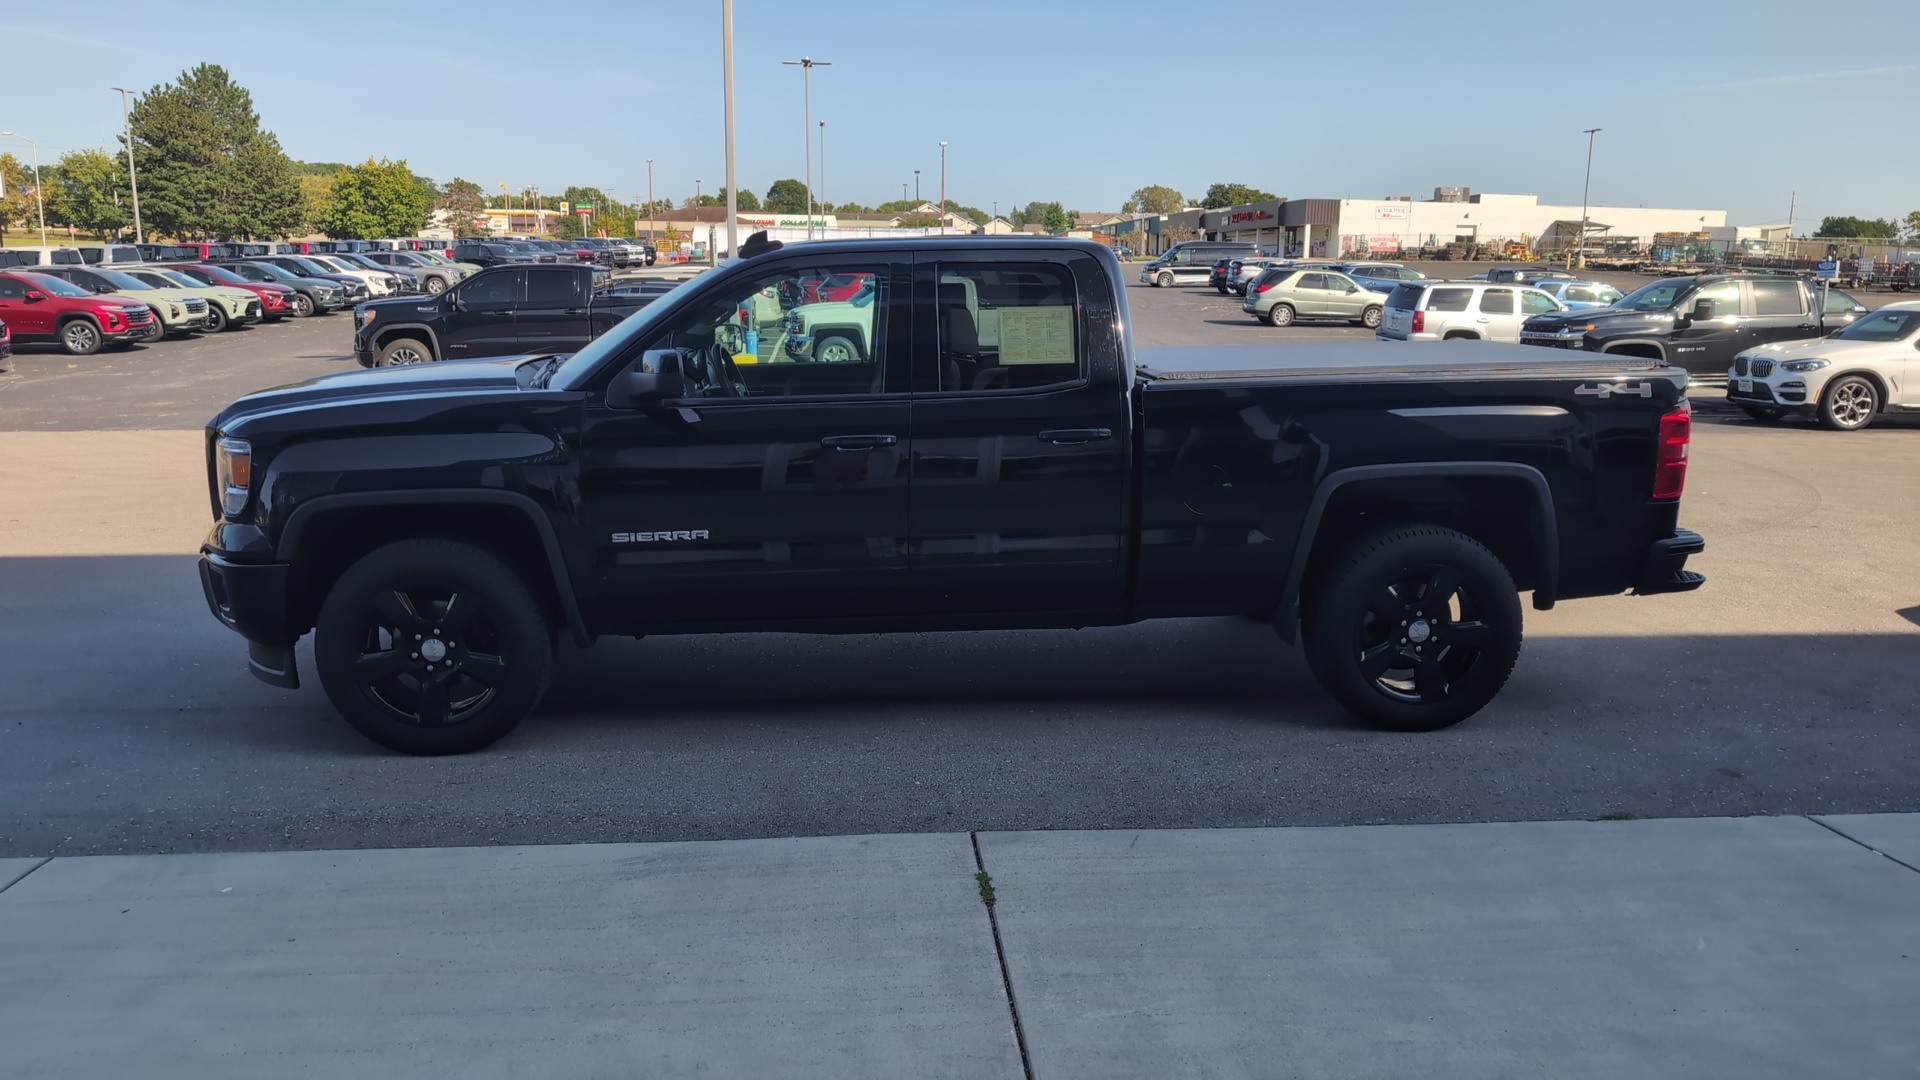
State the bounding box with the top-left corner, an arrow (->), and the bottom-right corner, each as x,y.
1266,303 -> 1295,327
1741,405 -> 1788,422
60,318 -> 103,355
204,303 -> 229,333
314,539 -> 554,755
1817,375 -> 1878,430
1157,272 -> 1173,288
377,337 -> 432,366
815,334 -> 861,363
290,292 -> 315,318
424,276 -> 448,295
143,308 -> 167,342
1302,525 -> 1523,733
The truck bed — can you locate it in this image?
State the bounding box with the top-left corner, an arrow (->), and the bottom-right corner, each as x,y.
1135,340 -> 1678,384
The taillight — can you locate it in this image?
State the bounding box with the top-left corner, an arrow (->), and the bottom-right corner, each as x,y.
1255,283 -> 1272,293
1653,401 -> 1691,499
1410,310 -> 1425,334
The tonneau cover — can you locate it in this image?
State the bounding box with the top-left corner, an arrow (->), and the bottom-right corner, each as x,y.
1136,341 -> 1679,383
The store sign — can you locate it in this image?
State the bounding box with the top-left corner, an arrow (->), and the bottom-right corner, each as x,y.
1373,205 -> 1410,221
738,212 -> 834,227
1369,236 -> 1401,252
1227,209 -> 1275,224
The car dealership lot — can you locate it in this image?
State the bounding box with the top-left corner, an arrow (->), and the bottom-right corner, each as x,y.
0,267 -> 1915,857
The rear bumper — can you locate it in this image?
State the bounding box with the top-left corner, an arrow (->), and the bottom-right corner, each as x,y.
1634,527 -> 1706,595
198,552 -> 299,688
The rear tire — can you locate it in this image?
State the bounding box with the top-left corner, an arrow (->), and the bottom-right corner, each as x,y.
314,539 -> 554,755
1302,525 -> 1522,733
1359,305 -> 1383,329
1266,303 -> 1295,327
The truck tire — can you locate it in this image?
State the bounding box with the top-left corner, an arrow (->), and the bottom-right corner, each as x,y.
290,292 -> 315,318
314,539 -> 554,755
60,317 -> 103,356
1157,272 -> 1173,287
377,337 -> 432,366
1817,375 -> 1877,431
1266,303 -> 1295,327
1302,525 -> 1522,733
815,334 -> 861,363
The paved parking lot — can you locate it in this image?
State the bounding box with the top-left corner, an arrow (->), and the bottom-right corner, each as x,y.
0,264 -> 1916,857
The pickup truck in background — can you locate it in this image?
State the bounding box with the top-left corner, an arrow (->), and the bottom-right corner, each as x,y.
352,262 -> 654,366
200,234 -> 1704,754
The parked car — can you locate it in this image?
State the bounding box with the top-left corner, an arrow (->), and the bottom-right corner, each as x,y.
361,250 -> 464,294
1333,262 -> 1427,293
1487,266 -> 1578,285
72,243 -> 146,266
0,270 -> 156,354
449,242 -> 537,269
223,261 -> 347,317
351,263 -> 654,366
1530,280 -> 1625,310
332,252 -> 421,293
1518,274 -> 1867,381
1725,302 -> 1920,430
1140,241 -> 1260,287
303,254 -> 405,297
172,263 -> 298,321
121,266 -> 262,332
1243,268 -> 1393,328
196,235 -> 1704,753
0,316 -> 10,363
1208,257 -> 1239,292
10,245 -> 87,267
1379,282 -> 1567,343
1227,258 -> 1299,295
247,256 -> 372,303
27,264 -> 212,339
135,243 -> 199,262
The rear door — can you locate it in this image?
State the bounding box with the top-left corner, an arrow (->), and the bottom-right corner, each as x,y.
1475,287 -> 1522,340
909,251 -> 1129,616
442,268 -> 522,357
517,266 -> 591,353
1293,272 -> 1332,317
1743,278 -> 1815,351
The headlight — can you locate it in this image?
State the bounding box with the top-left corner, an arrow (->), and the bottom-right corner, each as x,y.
169,304 -> 182,317
356,306 -> 376,327
214,436 -> 252,517
1782,359 -> 1829,372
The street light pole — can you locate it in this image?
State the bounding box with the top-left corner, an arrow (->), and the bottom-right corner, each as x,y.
939,141 -> 947,235
722,0 -> 738,258
1578,127 -> 1601,270
695,179 -> 702,205
500,183 -> 511,233
818,121 -> 825,217
111,88 -> 143,243
2,132 -> 46,247
647,158 -> 655,244
781,56 -> 831,240
914,170 -> 920,204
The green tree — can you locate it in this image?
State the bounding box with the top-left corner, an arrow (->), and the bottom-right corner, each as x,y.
42,149 -> 129,239
0,153 -> 34,240
764,178 -> 810,214
1200,182 -> 1278,209
1043,204 -> 1071,232
1122,184 -> 1185,214
1905,210 -> 1920,242
437,178 -> 487,236
128,64 -> 305,239
831,201 -> 872,214
718,186 -> 760,212
319,158 -> 433,238
875,199 -> 918,214
1814,215 -> 1898,239
299,174 -> 333,233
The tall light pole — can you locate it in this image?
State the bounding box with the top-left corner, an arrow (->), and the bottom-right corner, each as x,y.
914,170 -> 920,204
111,88 -> 143,243
1578,127 -> 1601,270
2,133 -> 46,247
939,141 -> 948,235
646,158 -> 655,244
695,179 -> 702,205
500,183 -> 511,233
818,121 -> 826,216
781,56 -> 830,240
722,0 -> 737,257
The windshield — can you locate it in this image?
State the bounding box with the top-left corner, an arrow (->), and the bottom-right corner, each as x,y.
95,269 -> 155,291
552,272 -> 713,390
1832,308 -> 1920,342
19,272 -> 95,298
1613,279 -> 1691,311
418,252 -> 454,265
192,265 -> 250,285
153,270 -> 208,289
292,258 -> 338,276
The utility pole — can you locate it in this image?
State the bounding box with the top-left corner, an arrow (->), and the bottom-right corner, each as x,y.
1787,190 -> 1796,243
781,56 -> 831,240
111,87 -> 143,243
695,179 -> 702,205
1577,127 -> 1601,270
647,158 -> 655,244
818,121 -> 825,218
939,141 -> 948,235
500,183 -> 511,233
2,132 -> 47,246
722,0 -> 737,258
914,170 -> 920,204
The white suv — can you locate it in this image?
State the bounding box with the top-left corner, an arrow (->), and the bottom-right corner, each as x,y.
1378,281 -> 1564,343
1726,301 -> 1920,430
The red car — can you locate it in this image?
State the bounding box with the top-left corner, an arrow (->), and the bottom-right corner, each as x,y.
173,263 -> 297,321
0,271 -> 156,354
0,316 -> 11,363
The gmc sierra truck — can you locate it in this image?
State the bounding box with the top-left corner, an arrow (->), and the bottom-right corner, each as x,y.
353,262 -> 647,367
199,235 -> 1705,754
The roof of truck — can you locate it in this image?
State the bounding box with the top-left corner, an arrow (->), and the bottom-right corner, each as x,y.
1135,341 -> 1679,383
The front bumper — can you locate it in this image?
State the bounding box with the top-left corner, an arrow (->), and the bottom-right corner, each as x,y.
1725,375 -> 1814,411
1634,527 -> 1706,595
1520,330 -> 1584,349
198,552 -> 299,687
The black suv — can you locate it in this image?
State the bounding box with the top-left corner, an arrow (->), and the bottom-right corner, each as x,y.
450,243 -> 537,269
1520,274 -> 1868,380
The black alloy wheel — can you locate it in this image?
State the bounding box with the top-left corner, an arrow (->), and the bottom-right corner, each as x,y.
315,540 -> 553,754
143,308 -> 167,342
204,303 -> 229,333
1304,525 -> 1523,732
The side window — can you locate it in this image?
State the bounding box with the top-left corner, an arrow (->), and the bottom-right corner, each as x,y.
1564,286 -> 1595,302
1521,290 -> 1561,314
1427,287 -> 1473,312
1690,281 -> 1742,318
1478,288 -> 1515,314
80,249 -> 103,265
1750,280 -> 1804,316
1825,289 -> 1861,313
662,263 -> 892,398
0,277 -> 25,299
525,267 -> 583,305
52,249 -> 81,265
461,269 -> 523,306
936,262 -> 1080,393
1298,273 -> 1327,291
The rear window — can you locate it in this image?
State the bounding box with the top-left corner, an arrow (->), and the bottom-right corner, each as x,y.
1427,287 -> 1473,312
1386,284 -> 1424,309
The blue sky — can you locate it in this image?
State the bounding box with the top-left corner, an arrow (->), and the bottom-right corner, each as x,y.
4,0 -> 1917,226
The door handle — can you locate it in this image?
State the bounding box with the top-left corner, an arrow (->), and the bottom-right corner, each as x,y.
1475,317 -> 1491,323
819,434 -> 898,451
481,309 -> 510,316
1037,427 -> 1113,444
565,308 -> 589,315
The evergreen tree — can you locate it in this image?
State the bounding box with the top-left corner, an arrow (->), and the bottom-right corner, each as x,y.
127,64 -> 305,239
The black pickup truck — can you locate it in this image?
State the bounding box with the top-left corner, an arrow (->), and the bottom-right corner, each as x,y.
1519,273 -> 1868,381
353,262 -> 648,367
201,235 -> 1705,754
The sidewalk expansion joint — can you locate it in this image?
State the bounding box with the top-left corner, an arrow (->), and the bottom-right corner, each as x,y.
971,832 -> 1034,1080
0,857 -> 51,896
1807,816 -> 1920,876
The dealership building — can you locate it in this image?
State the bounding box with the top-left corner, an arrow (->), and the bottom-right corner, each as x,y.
1095,188 -> 1729,258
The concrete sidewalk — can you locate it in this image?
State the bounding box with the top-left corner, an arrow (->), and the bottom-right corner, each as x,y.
2,816 -> 1916,1079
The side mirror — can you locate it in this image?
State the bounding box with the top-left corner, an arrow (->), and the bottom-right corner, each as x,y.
448,291 -> 465,311
1689,299 -> 1716,321
606,349 -> 685,408
24,290 -> 45,301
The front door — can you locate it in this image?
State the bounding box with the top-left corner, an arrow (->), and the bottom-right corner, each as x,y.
908,253 -> 1129,616
0,275 -> 51,335
441,269 -> 521,358
518,266 -> 591,353
1668,279 -> 1745,374
575,256 -> 913,630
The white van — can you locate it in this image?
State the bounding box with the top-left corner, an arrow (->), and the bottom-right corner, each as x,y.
10,245 -> 87,267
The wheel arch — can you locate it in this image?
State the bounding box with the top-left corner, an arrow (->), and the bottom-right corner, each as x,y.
1821,368 -> 1891,411
371,323 -> 442,359
1274,462 -> 1559,645
1599,339 -> 1666,361
277,491 -> 590,647
808,323 -> 868,358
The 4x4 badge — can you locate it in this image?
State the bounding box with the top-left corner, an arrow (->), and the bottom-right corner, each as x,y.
1575,382 -> 1653,399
